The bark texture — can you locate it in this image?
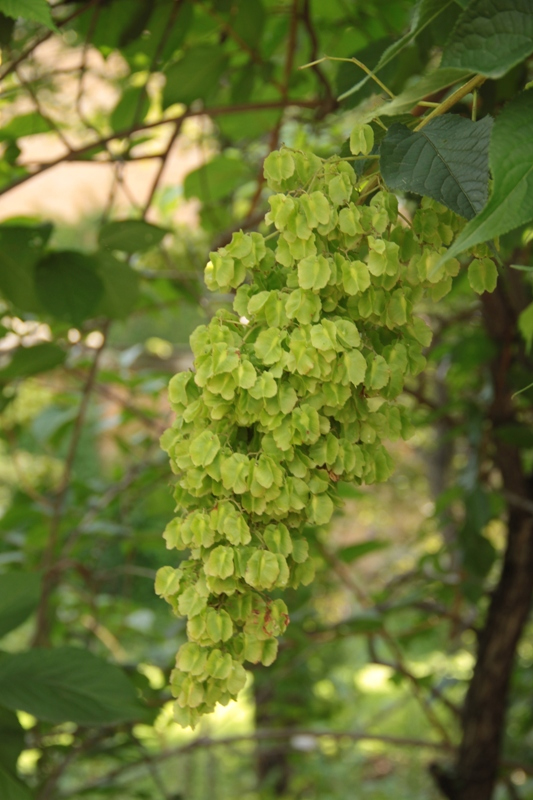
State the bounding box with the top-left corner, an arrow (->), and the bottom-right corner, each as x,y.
436,276 -> 533,800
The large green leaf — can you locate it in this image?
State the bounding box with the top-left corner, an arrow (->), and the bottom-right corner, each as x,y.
381,115 -> 492,219
359,67 -> 472,122
93,253 -> 140,319
0,648 -> 145,725
110,87 -> 149,133
184,155 -> 252,203
442,0 -> 533,79
98,220 -> 168,253
0,573 -> 41,638
162,45 -> 228,108
231,0 -> 265,47
0,343 -> 65,382
0,708 -> 25,775
0,223 -> 52,311
0,113 -> 52,140
337,540 -> 390,563
437,91 -> 533,264
35,251 -> 104,325
0,0 -> 56,31
0,765 -> 32,800
338,0 -> 462,101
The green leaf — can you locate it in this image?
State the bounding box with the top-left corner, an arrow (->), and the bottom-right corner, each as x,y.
254,328 -> 285,365
362,68 -> 472,121
338,0 -> 461,101
468,258 -> 498,294
189,431 -> 220,467
338,540 -> 390,563
309,493 -> 334,525
163,46 -> 228,108
298,255 -> 331,292
0,765 -> 32,800
350,123 -> 374,156
110,87 -> 149,132
184,155 -> 251,204
436,91 -> 533,265
35,251 -> 104,326
93,253 -> 140,319
518,302 -> 533,353
381,115 -> 492,219
205,546 -> 235,579
0,708 -> 25,775
345,350 -> 367,386
0,343 -> 65,383
0,648 -> 144,724
442,0 -> 533,79
0,0 -> 57,31
0,572 -> 41,638
244,550 -> 280,590
0,112 -> 52,140
342,258 -> 370,295
232,0 -> 265,46
99,220 -> 168,253
342,610 -> 384,634
0,223 -> 52,312
264,151 -> 295,185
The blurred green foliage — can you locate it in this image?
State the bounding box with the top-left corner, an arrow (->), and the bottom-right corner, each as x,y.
0,1 -> 531,799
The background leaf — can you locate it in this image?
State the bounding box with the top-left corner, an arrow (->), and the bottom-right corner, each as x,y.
93,253 -> 140,319
338,0 -> 462,101
0,343 -> 65,382
442,0 -> 533,78
381,115 -> 492,218
35,251 -> 104,325
0,223 -> 52,312
0,765 -> 32,800
0,573 -> 41,638
0,113 -> 52,140
0,0 -> 56,31
359,67 -> 472,121
162,46 -> 228,108
0,648 -> 145,725
98,220 -> 168,253
184,155 -> 252,203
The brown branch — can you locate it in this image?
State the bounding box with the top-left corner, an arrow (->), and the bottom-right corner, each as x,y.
319,541 -> 454,744
300,0 -> 337,114
0,98 -> 322,199
14,66 -> 73,152
32,323 -> 110,647
0,0 -> 101,82
233,1 -> 301,238
66,367 -> 166,433
142,119 -> 184,217
66,728 -> 453,795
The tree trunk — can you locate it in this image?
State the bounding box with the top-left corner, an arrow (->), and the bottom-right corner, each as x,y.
434,276 -> 533,800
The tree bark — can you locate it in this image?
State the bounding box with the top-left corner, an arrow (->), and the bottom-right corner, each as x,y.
435,277 -> 533,800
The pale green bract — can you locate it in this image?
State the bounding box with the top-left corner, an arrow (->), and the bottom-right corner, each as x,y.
157,145 -> 494,729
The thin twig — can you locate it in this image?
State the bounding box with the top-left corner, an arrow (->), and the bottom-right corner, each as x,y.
300,0 -> 336,111
300,55 -> 395,99
33,323 -> 110,646
0,0 -> 101,82
142,119 -> 184,217
66,728 -> 453,795
0,98 -> 323,199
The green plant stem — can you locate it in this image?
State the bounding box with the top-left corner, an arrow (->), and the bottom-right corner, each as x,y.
415,74 -> 487,131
